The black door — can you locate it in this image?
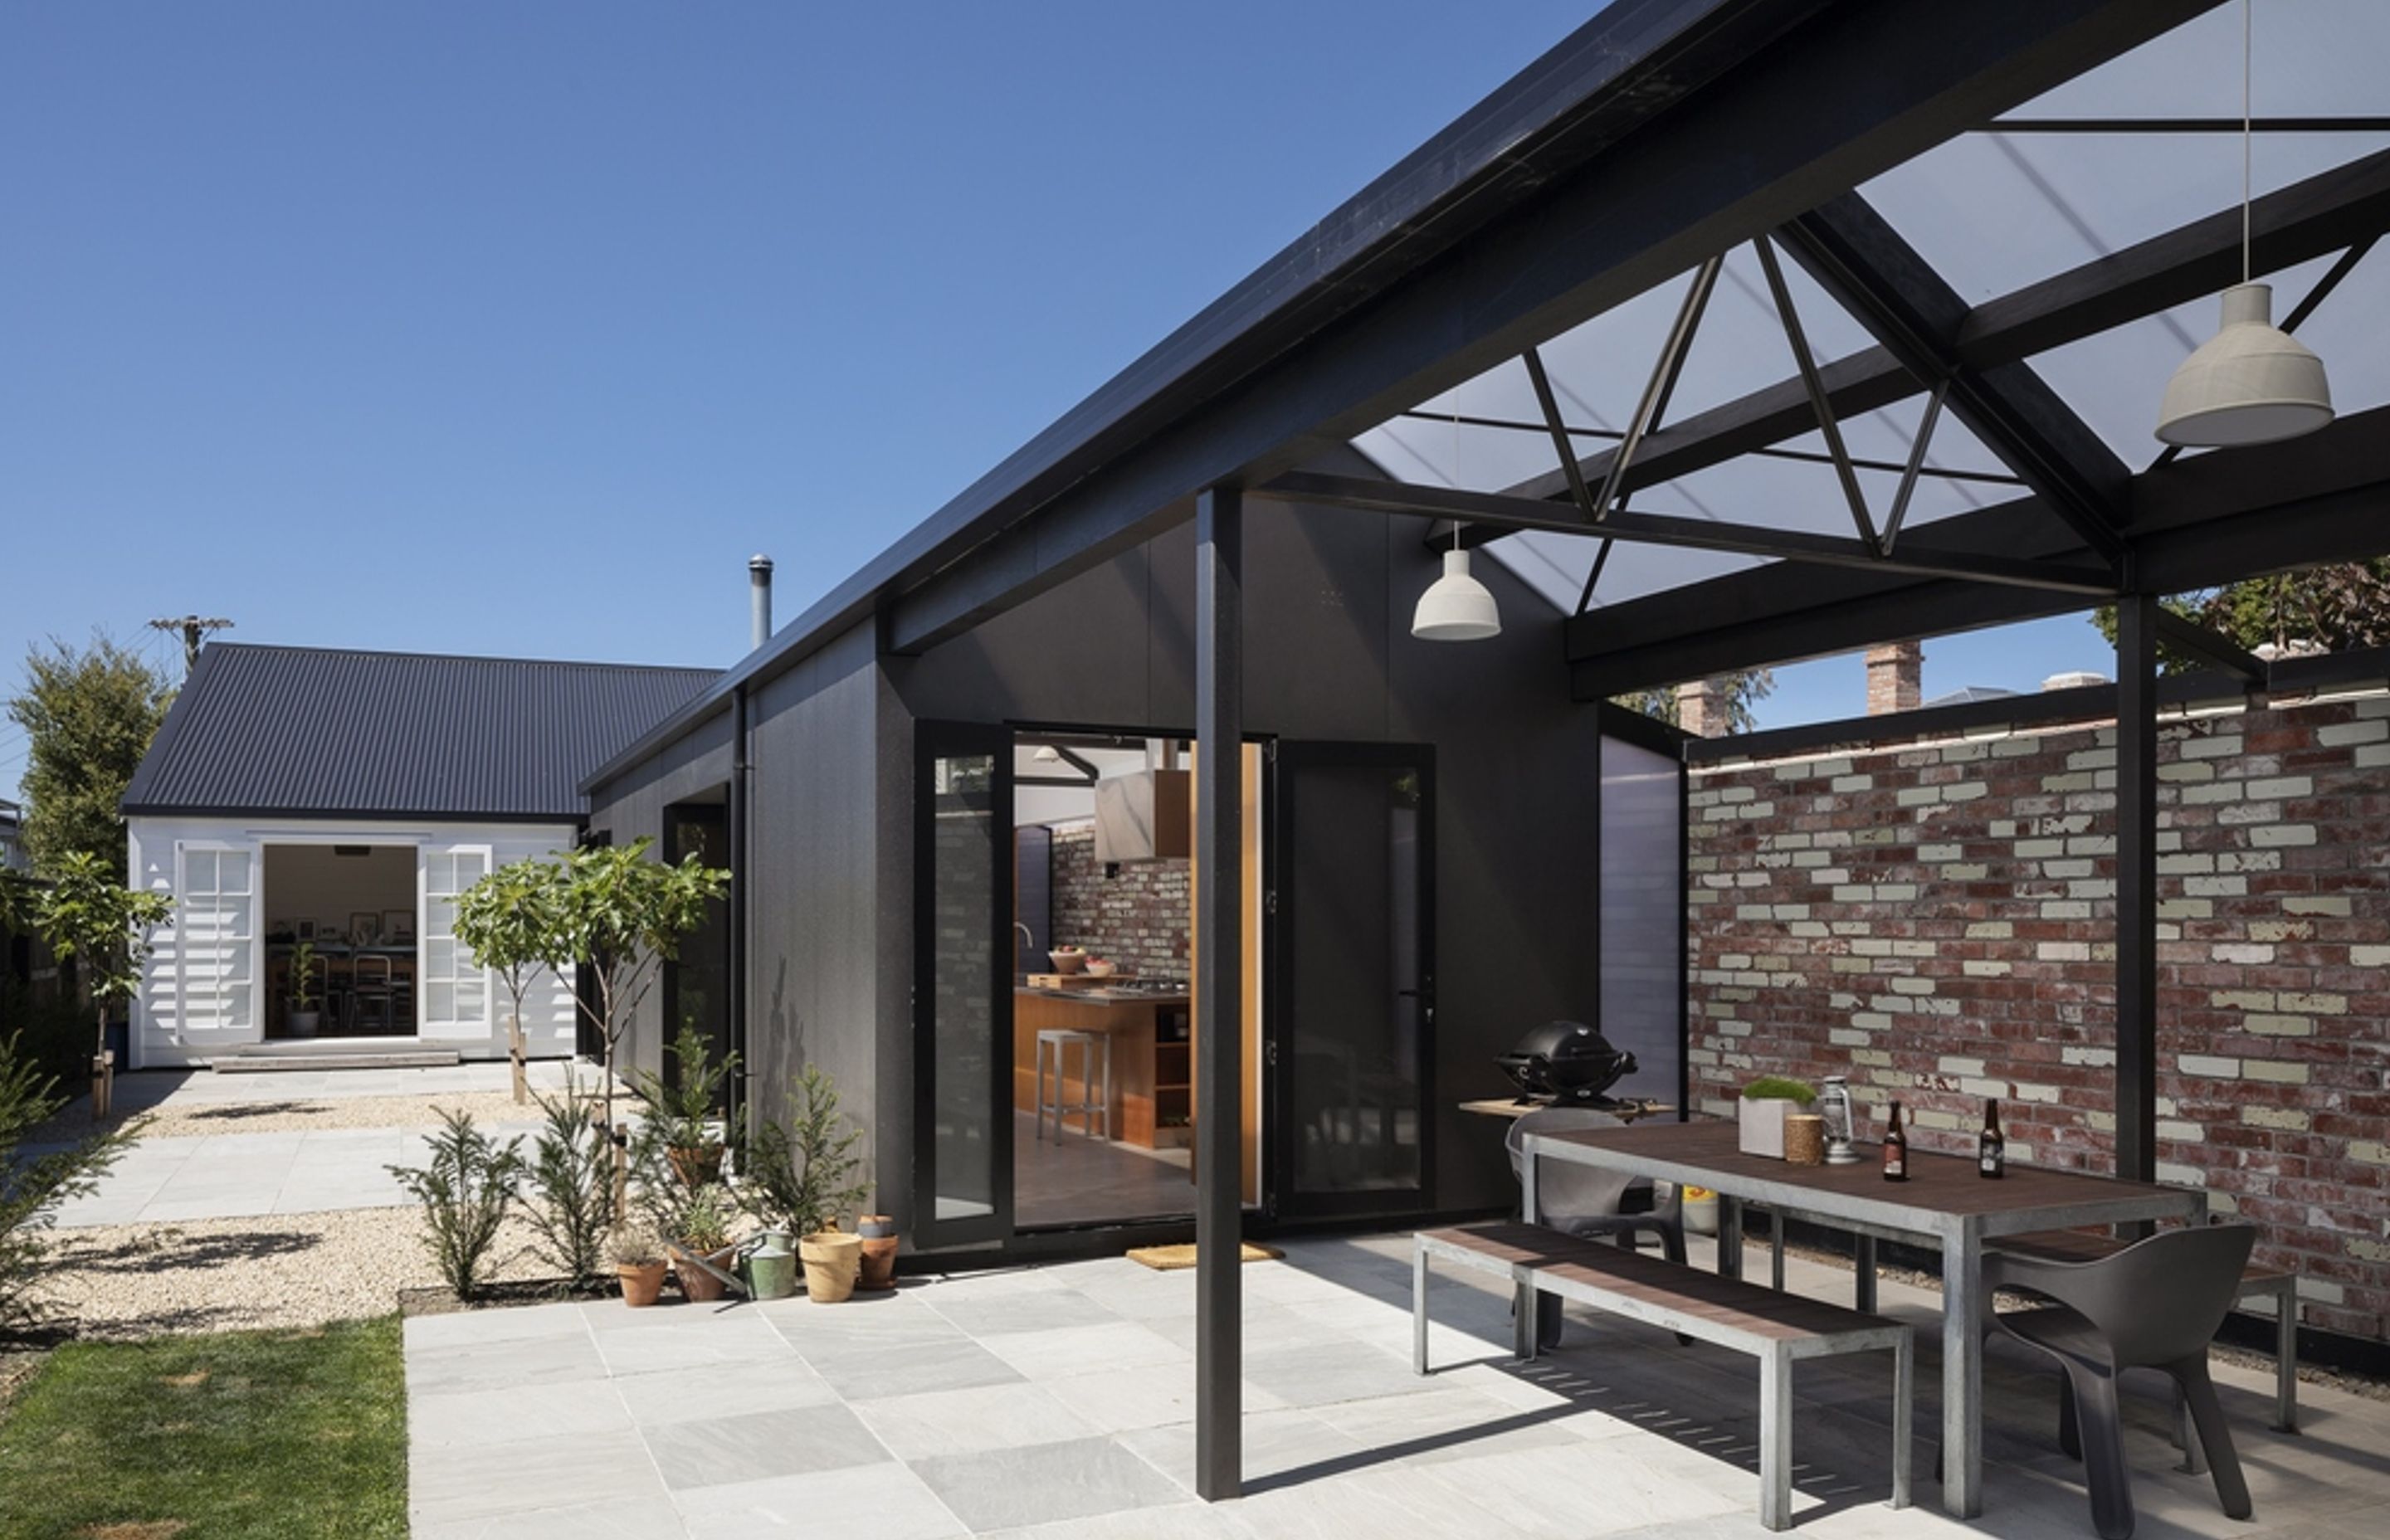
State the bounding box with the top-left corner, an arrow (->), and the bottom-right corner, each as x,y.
911,722 -> 1016,1250
1266,742 -> 1435,1219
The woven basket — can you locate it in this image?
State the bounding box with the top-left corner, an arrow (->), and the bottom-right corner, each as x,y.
1783,1114 -> 1827,1167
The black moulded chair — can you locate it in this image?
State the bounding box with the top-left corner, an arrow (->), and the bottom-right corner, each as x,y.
1506,1107 -> 1688,1349
1986,1224 -> 2257,1540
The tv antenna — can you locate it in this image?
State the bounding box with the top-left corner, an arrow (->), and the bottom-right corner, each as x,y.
148,615 -> 234,675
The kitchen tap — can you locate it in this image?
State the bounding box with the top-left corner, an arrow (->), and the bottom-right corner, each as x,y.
1012,921 -> 1037,958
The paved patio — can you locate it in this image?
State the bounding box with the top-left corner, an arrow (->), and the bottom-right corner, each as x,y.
44,1061 -> 578,1226
403,1234 -> 2390,1539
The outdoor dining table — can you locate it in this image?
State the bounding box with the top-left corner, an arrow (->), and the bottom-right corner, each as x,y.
1520,1118 -> 2207,1518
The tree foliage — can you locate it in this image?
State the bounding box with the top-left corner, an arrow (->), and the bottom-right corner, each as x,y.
451,856 -> 568,1039
7,635 -> 173,881
1611,668 -> 1778,735
547,839 -> 729,1125
2090,563 -> 2390,672
30,851 -> 173,1021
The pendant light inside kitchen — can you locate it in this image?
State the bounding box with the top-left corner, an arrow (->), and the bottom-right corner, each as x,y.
1411,404 -> 1501,641
2156,0 -> 2333,447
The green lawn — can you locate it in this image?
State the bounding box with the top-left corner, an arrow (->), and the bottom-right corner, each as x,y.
0,1315 -> 407,1540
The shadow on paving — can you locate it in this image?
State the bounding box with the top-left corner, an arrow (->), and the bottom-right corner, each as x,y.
1266,1232 -> 2374,1535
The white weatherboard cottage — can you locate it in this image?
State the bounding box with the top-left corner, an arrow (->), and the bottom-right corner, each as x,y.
120,643 -> 716,1069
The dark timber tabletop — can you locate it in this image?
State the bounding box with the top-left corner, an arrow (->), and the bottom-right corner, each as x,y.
1534,1118 -> 2187,1222
1519,1115 -> 2206,1521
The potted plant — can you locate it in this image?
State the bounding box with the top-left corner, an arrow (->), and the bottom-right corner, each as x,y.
740,1065 -> 870,1301
800,1223 -> 863,1304
632,1023 -> 739,1191
673,1183 -> 739,1304
286,940 -> 321,1039
607,1221 -> 668,1307
1739,1075 -> 1817,1159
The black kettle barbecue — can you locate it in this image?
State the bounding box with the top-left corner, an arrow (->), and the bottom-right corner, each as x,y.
1496,1020 -> 1636,1105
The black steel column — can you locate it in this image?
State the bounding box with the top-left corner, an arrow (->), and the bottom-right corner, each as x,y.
1194,485 -> 1244,1501
2115,592 -> 2159,1183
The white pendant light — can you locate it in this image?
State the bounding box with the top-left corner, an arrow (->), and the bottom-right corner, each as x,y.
1411,403 -> 1501,642
2156,281 -> 2332,446
2156,0 -> 2332,448
1412,546 -> 1501,641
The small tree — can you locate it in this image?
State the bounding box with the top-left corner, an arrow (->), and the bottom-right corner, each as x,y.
31,851 -> 172,1117
741,1065 -> 868,1239
387,1111 -> 524,1302
1,1028 -> 145,1328
519,1075 -> 612,1290
7,633 -> 174,882
452,857 -> 568,1104
548,839 -> 729,1160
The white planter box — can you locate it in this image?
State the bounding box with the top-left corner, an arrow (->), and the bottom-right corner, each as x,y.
1739,1098 -> 1799,1159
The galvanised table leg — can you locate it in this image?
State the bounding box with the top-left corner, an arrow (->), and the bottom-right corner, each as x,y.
1942,1221 -> 1984,1518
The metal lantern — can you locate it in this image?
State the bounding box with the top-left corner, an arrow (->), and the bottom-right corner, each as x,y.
1818,1075 -> 1863,1165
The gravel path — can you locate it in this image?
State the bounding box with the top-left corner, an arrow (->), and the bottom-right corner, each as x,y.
32,1211 -> 569,1341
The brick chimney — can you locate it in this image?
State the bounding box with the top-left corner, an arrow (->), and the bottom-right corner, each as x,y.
1866,640 -> 1924,715
1676,678 -> 1729,737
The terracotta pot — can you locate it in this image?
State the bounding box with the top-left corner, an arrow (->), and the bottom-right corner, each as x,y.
617,1260 -> 667,1308
856,1216 -> 899,1291
666,1143 -> 724,1191
677,1246 -> 735,1304
800,1231 -> 863,1304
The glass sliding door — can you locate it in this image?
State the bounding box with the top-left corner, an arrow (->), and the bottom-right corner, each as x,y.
913,722 -> 1015,1249
1267,743 -> 1434,1218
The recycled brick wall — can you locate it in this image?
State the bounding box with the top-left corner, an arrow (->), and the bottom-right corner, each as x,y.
1048,826 -> 1189,980
1687,691 -> 2390,1343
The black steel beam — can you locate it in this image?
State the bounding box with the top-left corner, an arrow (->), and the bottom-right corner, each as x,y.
882,0 -> 2215,652
1565,404 -> 2390,697
1271,470 -> 2115,595
1958,144 -> 2390,363
1488,144 -> 2390,555
2114,593 -> 2159,1187
1987,115 -> 2390,134
1193,486 -> 1244,1503
2153,607 -> 2268,690
1778,192 -> 2129,563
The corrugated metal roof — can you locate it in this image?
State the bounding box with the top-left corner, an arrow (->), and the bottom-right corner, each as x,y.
124,644 -> 719,821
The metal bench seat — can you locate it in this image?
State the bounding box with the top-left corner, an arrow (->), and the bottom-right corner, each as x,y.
1414,1221 -> 1911,1530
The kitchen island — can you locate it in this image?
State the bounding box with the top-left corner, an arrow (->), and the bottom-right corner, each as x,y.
1012,985 -> 1191,1149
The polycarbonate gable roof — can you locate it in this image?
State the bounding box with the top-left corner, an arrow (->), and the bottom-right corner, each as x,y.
1351,0 -> 2390,621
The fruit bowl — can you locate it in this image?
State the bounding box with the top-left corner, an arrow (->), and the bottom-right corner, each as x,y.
1085,958 -> 1117,978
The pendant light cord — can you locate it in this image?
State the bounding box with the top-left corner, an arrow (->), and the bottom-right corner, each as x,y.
2242,0 -> 2252,284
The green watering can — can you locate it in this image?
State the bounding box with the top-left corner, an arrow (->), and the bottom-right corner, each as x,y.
744,1230 -> 797,1301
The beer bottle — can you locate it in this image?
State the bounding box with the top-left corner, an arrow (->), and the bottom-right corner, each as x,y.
1883,1101 -> 1909,1182
1978,1098 -> 2006,1179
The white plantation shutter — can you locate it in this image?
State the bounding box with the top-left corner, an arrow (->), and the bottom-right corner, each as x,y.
175,844 -> 257,1036
419,846 -> 492,1038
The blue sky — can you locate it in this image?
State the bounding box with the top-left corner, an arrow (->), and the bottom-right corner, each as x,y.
1,2 -> 2120,797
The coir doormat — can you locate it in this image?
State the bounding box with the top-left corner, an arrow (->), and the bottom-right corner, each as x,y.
1125,1242 -> 1283,1271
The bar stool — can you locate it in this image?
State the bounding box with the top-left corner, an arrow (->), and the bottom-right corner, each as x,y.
1035,1028 -> 1110,1141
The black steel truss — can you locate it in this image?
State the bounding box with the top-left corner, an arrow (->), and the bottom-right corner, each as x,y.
1475,144 -> 2390,557
1270,470 -> 2115,596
